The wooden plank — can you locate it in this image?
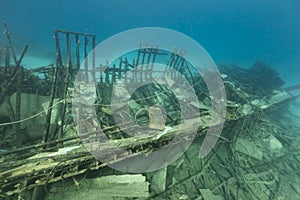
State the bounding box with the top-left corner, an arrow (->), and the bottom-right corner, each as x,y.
46,174 -> 149,199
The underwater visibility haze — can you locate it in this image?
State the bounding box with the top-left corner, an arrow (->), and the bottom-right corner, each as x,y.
1,0 -> 300,199
1,0 -> 300,86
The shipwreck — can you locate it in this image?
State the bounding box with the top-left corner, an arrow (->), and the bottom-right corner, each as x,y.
0,24 -> 300,200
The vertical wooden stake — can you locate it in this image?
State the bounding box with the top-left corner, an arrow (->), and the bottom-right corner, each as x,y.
2,22 -> 18,65
59,33 -> 71,140
124,58 -> 129,83
43,31 -> 61,145
2,23 -> 28,147
92,36 -> 96,83
15,65 -> 22,147
75,34 -> 80,70
136,43 -> 141,66
141,46 -> 147,82
105,61 -> 109,83
150,46 -> 158,71
118,57 -> 123,81
112,64 -> 116,82
43,65 -> 59,146
84,35 -> 89,83
4,47 -> 10,69
54,30 -> 63,67
100,64 -> 103,83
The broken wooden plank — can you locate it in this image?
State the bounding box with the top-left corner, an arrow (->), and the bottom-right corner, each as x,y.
46,174 -> 149,199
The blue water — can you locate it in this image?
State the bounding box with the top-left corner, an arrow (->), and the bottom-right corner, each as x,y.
1,0 -> 300,86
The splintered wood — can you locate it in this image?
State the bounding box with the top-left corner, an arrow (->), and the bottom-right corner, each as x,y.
47,175 -> 149,199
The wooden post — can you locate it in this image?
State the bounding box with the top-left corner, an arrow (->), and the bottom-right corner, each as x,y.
136,43 -> 141,66
43,65 -> 59,145
146,47 -> 151,69
183,61 -> 195,84
100,64 -> 103,83
150,46 -> 158,71
124,58 -> 129,83
173,54 -> 181,80
2,22 -> 18,65
112,64 -> 116,82
15,64 -> 22,147
54,31 -> 63,67
140,46 -> 147,82
4,47 -> 10,68
42,31 -> 62,145
2,23 -> 28,147
176,56 -> 183,79
84,35 -> 89,83
164,49 -> 176,77
145,47 -> 151,81
75,34 -> 80,70
168,50 -> 176,68
132,59 -> 135,83
118,57 -> 123,81
105,62 -> 109,83
92,36 -> 96,83
0,45 -> 28,104
66,32 -> 72,71
59,33 -> 71,140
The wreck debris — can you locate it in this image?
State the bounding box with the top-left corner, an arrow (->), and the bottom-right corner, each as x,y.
48,174 -> 150,199
1,23 -> 29,148
0,25 -> 300,199
234,138 -> 263,160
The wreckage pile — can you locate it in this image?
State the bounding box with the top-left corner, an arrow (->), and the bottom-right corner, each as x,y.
0,25 -> 300,200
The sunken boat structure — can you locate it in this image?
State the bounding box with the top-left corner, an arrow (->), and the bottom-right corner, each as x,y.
1,24 -> 300,200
